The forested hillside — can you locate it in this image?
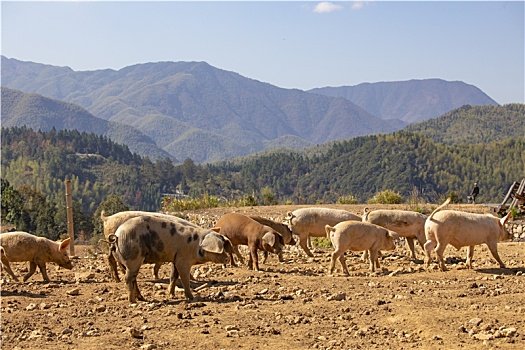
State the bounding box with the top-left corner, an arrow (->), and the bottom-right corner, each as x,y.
1,87 -> 174,161
2,118 -> 524,239
405,104 -> 525,144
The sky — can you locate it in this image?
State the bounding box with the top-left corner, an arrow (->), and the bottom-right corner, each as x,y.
1,1 -> 524,104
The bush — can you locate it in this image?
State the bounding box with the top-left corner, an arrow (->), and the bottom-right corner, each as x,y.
337,194 -> 358,204
368,190 -> 403,204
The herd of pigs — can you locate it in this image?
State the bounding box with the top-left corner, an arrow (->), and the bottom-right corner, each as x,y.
0,198 -> 513,304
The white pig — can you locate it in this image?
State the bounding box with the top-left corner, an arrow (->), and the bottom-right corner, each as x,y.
0,232 -> 72,282
424,198 -> 512,271
325,221 -> 398,274
362,208 -> 427,260
109,215 -> 233,303
285,207 -> 361,257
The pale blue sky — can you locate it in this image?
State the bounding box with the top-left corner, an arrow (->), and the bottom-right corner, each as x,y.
2,1 -> 524,104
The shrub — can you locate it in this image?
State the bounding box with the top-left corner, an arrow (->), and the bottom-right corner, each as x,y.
368,190 -> 403,204
337,194 -> 358,204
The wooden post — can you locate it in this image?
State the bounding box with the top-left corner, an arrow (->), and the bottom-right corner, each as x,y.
65,179 -> 75,255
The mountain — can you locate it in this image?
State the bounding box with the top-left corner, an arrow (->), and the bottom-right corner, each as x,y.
1,87 -> 175,161
309,79 -> 498,123
404,104 -> 525,144
1,57 -> 400,162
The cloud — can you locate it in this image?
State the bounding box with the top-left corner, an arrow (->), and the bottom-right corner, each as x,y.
314,2 -> 343,14
352,1 -> 364,10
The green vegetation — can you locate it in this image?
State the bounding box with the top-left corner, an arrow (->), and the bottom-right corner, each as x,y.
2,103 -> 524,240
368,190 -> 403,204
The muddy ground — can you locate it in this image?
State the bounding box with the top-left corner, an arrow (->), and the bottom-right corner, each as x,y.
1,204 -> 524,350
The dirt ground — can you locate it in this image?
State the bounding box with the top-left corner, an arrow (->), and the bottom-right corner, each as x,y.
1,204 -> 525,350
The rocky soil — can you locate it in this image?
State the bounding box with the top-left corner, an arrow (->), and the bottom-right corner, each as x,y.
1,204 -> 525,350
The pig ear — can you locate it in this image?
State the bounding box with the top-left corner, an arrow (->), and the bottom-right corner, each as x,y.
262,232 -> 276,246
501,212 -> 512,226
388,231 -> 399,239
59,238 -> 71,251
223,238 -> 234,254
200,232 -> 224,254
211,227 -> 221,233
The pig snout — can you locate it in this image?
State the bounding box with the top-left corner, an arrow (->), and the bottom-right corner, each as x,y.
60,260 -> 74,270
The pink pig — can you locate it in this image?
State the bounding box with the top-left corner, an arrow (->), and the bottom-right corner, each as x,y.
0,231 -> 72,282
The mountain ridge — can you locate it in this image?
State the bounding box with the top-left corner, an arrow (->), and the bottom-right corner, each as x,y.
1,87 -> 175,161
309,78 -> 498,123
1,56 -> 499,162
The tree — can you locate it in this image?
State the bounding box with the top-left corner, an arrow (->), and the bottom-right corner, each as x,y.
1,179 -> 25,230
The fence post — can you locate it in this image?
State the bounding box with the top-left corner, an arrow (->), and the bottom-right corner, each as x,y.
65,179 -> 75,255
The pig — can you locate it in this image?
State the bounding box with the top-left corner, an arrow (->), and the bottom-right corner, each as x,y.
325,221 -> 398,274
214,213 -> 285,271
362,208 -> 427,260
249,215 -> 296,263
424,198 -> 513,271
0,246 -> 6,275
0,231 -> 72,282
100,210 -> 200,282
109,215 -> 233,303
285,208 -> 361,257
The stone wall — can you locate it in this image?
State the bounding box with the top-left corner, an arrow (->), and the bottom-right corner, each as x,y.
509,221 -> 525,241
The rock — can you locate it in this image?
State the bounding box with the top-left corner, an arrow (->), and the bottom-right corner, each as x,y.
75,272 -> 96,282
500,327 -> 517,337
469,317 -> 483,327
66,288 -> 81,296
472,333 -> 494,340
327,293 -> 346,301
94,305 -> 106,313
127,327 -> 143,339
25,303 -> 37,311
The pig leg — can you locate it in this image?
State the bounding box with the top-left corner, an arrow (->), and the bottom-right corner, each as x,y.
465,245 -> 475,269
249,246 -> 260,271
329,247 -> 348,275
1,258 -> 19,282
134,279 -> 146,302
423,239 -> 437,269
36,262 -> 50,282
299,235 -> 314,257
406,238 -> 417,260
368,249 -> 378,272
262,251 -> 269,264
23,261 -> 39,282
262,251 -> 281,263
338,254 -> 350,275
485,241 -> 506,268
124,268 -> 138,303
434,242 -> 448,272
168,264 -> 180,297
176,261 -> 194,300
361,250 -> 369,262
153,262 -> 162,279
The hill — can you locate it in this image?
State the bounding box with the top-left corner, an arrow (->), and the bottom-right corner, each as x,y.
1,56 -> 400,163
404,104 -> 525,144
1,87 -> 175,161
309,79 -> 498,123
